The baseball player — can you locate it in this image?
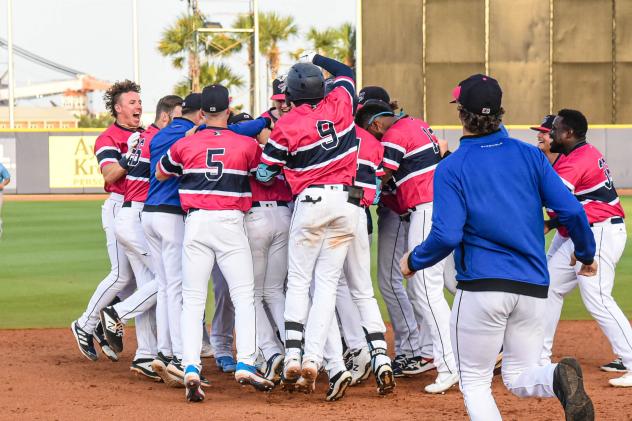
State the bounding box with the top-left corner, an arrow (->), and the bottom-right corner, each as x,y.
157,84 -> 274,402
260,75 -> 290,124
358,88 -> 433,377
401,74 -> 596,421
540,109 -> 632,388
356,99 -> 458,393
0,161 -> 11,238
71,80 -> 143,363
257,53 -> 394,395
99,95 -> 183,380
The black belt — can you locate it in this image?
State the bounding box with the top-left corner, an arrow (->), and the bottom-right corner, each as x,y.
122,201 -> 132,208
590,217 -> 624,227
252,201 -> 289,208
309,184 -> 350,191
188,208 -> 200,215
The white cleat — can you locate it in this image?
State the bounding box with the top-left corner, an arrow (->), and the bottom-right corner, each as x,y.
609,373 -> 632,387
349,347 -> 371,386
424,372 -> 459,394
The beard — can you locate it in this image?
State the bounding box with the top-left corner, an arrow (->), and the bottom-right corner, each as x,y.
550,139 -> 564,154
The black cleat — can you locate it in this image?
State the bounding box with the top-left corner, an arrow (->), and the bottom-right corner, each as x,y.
325,370 -> 352,402
553,358 -> 595,421
130,358 -> 162,382
93,321 -> 119,362
71,321 -> 98,361
99,306 -> 124,353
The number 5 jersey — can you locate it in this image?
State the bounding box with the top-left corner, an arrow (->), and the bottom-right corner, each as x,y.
159,126 -> 259,212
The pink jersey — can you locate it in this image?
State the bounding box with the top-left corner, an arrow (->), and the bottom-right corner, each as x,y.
124,124 -> 159,202
381,117 -> 441,211
260,77 -> 358,196
355,127 -> 385,207
159,127 -> 259,212
94,123 -> 144,195
547,142 -> 625,237
250,145 -> 293,203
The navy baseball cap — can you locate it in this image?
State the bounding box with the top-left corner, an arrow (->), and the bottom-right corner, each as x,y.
182,93 -> 202,112
451,74 -> 502,115
228,112 -> 254,125
201,84 -> 230,113
270,77 -> 286,101
358,86 -> 390,105
530,114 -> 556,132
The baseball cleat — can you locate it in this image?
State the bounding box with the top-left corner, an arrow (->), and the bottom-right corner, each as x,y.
70,321 -> 98,361
184,365 -> 205,403
130,358 -> 162,382
200,343 -> 214,359
216,356 -> 237,373
281,355 -> 302,391
295,359 -> 318,394
424,372 -> 459,394
374,363 -> 395,395
348,347 -> 371,386
99,306 -> 124,353
152,352 -> 181,387
166,357 -> 185,387
264,353 -> 284,384
401,356 -> 435,376
553,357 -> 594,420
600,357 -> 626,373
391,354 -> 408,378
93,321 -> 119,362
235,362 -> 275,392
325,370 -> 352,402
609,373 -> 632,387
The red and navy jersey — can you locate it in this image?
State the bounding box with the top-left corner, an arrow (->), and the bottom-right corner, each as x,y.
381,117 -> 441,210
159,127 -> 259,212
355,127 -> 384,207
124,124 -> 159,202
260,107 -> 280,124
547,142 -> 625,236
260,76 -> 358,196
250,145 -> 293,202
94,123 -> 144,195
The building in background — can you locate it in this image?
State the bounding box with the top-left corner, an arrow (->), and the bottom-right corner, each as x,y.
0,106 -> 78,129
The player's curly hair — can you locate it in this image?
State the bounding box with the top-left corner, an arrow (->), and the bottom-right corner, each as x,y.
459,106 -> 505,135
104,80 -> 141,118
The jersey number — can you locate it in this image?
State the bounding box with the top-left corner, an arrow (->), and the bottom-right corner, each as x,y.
205,148 -> 225,181
128,138 -> 145,167
421,127 -> 440,155
317,120 -> 339,151
598,157 -> 613,190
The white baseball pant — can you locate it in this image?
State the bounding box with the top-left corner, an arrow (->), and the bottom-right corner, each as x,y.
209,264 -> 235,359
77,193 -> 135,334
452,289 -> 558,421
376,206 -> 428,358
142,211 -> 185,359
407,203 -> 456,377
541,223 -> 632,370
284,186 -> 357,366
181,210 -> 257,370
336,280 -> 367,350
113,202 -> 158,359
245,204 -> 290,360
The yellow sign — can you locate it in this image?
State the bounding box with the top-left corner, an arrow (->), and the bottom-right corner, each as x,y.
49,136 -> 103,188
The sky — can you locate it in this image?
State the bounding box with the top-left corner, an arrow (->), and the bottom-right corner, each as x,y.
0,0 -> 356,119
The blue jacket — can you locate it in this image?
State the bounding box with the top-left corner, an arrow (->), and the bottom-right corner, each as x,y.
145,117 -> 195,211
408,129 -> 595,298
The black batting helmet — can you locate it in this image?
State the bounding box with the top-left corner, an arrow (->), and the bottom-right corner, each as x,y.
285,63 -> 324,102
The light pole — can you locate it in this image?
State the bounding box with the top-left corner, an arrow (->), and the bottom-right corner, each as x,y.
253,0 -> 260,115
7,0 -> 15,128
132,0 -> 140,84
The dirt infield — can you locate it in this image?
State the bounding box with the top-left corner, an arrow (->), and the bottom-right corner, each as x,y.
1,321 -> 631,420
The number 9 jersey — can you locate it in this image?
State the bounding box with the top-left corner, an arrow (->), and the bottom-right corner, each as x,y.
260,77 -> 358,196
159,127 -> 259,212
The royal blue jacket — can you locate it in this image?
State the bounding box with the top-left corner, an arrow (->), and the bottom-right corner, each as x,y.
408,129 -> 595,298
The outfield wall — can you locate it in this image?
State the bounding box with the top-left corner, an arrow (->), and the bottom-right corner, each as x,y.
0,127 -> 630,193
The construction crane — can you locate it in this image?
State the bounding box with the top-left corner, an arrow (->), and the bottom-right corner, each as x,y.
0,37 -> 110,113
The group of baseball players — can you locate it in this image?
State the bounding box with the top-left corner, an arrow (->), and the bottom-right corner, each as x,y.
68,52 -> 630,420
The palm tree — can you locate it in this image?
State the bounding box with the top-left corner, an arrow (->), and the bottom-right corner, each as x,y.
174,62 -> 244,98
336,22 -> 356,67
258,12 -> 298,79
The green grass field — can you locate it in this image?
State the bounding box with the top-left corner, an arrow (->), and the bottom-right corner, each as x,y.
0,198 -> 631,329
